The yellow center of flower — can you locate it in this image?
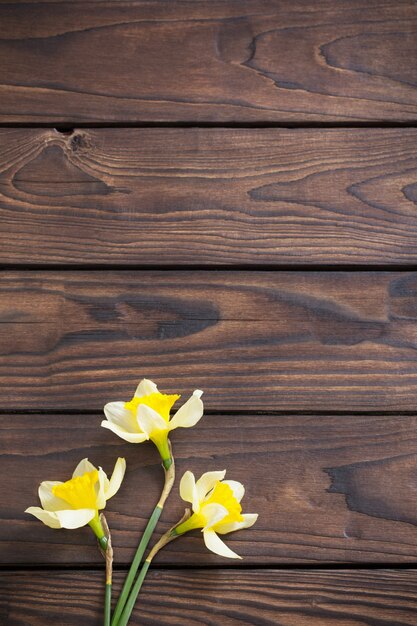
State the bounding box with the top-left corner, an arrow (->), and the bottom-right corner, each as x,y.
52,470 -> 99,510
125,392 -> 180,423
175,481 -> 244,535
204,481 -> 244,528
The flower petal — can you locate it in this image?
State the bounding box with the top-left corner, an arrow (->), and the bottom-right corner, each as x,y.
26,507 -> 97,531
135,379 -> 158,397
95,467 -> 107,510
196,470 -> 226,502
101,420 -> 147,443
25,506 -> 62,529
179,471 -> 199,512
104,401 -> 138,432
136,404 -> 167,438
202,503 -> 229,529
203,529 -> 242,559
222,480 -> 245,503
72,458 -> 97,478
216,513 -> 259,535
169,391 -> 204,431
55,508 -> 96,529
38,481 -> 68,512
106,457 -> 126,500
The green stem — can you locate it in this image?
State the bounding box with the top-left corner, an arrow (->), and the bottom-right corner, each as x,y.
98,535 -> 108,551
89,512 -> 108,551
111,456 -> 175,626
116,510 -> 190,626
152,434 -> 172,470
98,514 -> 113,626
116,561 -> 151,626
104,583 -> 112,626
162,456 -> 172,470
111,506 -> 162,626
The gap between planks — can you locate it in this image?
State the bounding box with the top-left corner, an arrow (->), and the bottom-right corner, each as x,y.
4,264 -> 417,272
2,409 -> 417,417
1,563 -> 417,573
0,122 -> 417,130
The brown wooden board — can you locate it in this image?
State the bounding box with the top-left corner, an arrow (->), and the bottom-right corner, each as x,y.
0,1 -> 416,123
2,271 -> 417,412
2,128 -> 417,266
2,569 -> 417,625
3,412 -> 417,565
2,0 -> 415,619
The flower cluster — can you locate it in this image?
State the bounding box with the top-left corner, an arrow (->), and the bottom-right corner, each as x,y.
26,378 -> 258,626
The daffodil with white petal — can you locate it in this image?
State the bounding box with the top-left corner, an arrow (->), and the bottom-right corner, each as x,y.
115,469 -> 258,626
172,470 -> 258,559
104,379 -> 203,625
25,457 -> 126,548
102,378 -> 203,468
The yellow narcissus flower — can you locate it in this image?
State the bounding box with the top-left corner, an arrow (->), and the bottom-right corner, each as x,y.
25,458 -> 126,546
102,379 -> 203,468
173,470 -> 258,559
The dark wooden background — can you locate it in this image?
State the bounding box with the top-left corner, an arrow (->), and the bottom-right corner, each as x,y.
1,2 -> 417,624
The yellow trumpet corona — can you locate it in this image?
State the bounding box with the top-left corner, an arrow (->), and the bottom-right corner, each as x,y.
25,458 -> 126,538
174,470 -> 258,559
102,379 -> 203,466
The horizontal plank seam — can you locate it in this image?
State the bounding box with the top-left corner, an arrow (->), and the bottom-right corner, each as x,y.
3,264 -> 417,272
1,121 -> 417,130
1,563 -> 416,573
2,410 -> 417,417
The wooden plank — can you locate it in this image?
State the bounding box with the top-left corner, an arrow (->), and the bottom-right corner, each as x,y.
0,1 -> 416,123
2,270 -> 417,411
2,569 -> 417,625
4,412 -> 417,565
2,128 -> 417,266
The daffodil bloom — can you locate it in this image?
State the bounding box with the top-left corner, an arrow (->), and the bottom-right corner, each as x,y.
102,378 -> 203,468
115,470 -> 258,626
105,379 -> 201,625
173,470 -> 258,559
25,458 -> 126,548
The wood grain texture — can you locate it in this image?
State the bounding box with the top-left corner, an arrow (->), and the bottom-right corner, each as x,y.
0,1 -> 416,123
2,128 -> 417,265
4,412 -> 417,565
2,569 -> 417,625
3,271 -> 417,411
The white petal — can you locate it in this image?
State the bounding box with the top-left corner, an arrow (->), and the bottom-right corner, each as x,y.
216,513 -> 259,535
72,458 -> 97,478
104,402 -> 138,432
169,391 -> 203,431
135,379 -> 158,397
203,529 -> 242,559
38,481 -> 68,512
201,503 -> 229,529
95,468 -> 107,510
55,508 -> 96,529
25,506 -> 62,529
106,458 -> 126,500
179,471 -> 199,512
223,480 -> 245,503
136,404 -> 167,438
101,420 -> 148,443
196,470 -> 226,502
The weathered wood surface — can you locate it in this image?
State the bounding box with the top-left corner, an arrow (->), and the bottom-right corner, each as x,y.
0,1 -> 416,123
2,128 -> 417,266
2,271 -> 417,411
4,412 -> 417,565
2,569 -> 417,625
